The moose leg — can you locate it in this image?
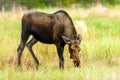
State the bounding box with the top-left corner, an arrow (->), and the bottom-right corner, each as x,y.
17,33 -> 29,67
56,44 -> 65,69
26,37 -> 39,68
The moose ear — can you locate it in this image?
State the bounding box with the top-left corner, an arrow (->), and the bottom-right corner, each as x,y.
62,36 -> 71,44
77,34 -> 82,43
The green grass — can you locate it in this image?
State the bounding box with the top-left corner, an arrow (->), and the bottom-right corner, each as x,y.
0,64 -> 120,80
0,6 -> 120,80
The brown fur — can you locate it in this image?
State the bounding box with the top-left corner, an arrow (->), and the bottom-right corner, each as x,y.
17,10 -> 82,69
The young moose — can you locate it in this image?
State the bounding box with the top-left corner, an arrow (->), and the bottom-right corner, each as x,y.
17,10 -> 82,69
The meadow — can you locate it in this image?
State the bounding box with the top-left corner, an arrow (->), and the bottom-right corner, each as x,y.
0,5 -> 120,80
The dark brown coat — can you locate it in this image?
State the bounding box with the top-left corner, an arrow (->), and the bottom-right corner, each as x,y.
17,10 -> 82,69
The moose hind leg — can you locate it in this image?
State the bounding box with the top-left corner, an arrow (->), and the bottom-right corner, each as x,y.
26,37 -> 39,68
17,34 -> 29,67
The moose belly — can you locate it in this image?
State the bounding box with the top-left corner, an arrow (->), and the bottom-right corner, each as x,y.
32,31 -> 54,44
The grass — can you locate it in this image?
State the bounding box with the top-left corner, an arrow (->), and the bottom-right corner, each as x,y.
0,5 -> 120,80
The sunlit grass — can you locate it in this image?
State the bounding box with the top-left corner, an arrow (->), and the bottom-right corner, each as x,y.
0,5 -> 120,80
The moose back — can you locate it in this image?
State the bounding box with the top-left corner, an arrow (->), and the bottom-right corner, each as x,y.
17,10 -> 82,69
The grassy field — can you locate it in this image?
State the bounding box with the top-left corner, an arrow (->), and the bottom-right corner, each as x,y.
0,5 -> 120,80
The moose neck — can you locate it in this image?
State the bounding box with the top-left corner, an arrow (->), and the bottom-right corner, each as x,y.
64,24 -> 77,40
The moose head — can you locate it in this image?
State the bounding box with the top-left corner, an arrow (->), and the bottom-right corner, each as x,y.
62,34 -> 82,67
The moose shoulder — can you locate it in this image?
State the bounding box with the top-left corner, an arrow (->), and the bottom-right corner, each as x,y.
17,10 -> 82,69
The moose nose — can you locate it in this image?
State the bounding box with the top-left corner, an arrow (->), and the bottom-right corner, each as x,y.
74,60 -> 80,67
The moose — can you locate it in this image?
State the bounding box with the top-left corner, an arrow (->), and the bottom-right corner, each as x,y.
17,10 -> 82,69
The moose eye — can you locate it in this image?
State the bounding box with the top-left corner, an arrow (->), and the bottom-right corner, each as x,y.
75,45 -> 79,48
74,45 -> 80,51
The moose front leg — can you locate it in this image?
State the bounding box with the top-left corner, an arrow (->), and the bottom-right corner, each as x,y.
56,44 -> 65,69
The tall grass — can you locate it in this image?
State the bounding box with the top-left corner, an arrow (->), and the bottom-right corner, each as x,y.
0,6 -> 120,80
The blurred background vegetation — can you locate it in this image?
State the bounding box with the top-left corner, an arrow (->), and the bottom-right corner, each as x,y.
0,0 -> 120,10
